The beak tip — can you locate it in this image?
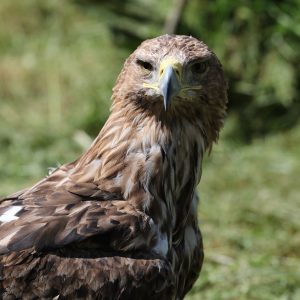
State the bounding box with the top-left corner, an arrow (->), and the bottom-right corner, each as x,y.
163,95 -> 170,111
163,100 -> 167,111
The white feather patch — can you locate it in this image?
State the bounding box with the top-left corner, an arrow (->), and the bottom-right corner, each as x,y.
0,206 -> 23,223
153,231 -> 168,256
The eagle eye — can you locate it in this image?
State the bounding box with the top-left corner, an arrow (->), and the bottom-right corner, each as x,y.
136,59 -> 153,71
191,61 -> 209,74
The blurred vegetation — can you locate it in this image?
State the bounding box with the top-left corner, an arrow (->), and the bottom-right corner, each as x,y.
0,0 -> 299,299
182,0 -> 300,141
188,124 -> 300,300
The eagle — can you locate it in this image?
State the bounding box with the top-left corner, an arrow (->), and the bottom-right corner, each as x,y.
0,35 -> 227,300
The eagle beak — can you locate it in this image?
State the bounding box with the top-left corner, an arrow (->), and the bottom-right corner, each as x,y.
159,59 -> 182,111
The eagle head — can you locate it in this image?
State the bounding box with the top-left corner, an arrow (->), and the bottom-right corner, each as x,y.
112,35 -> 227,145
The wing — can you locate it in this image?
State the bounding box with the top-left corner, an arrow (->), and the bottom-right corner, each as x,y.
0,253 -> 175,299
0,162 -> 155,255
0,163 -> 174,299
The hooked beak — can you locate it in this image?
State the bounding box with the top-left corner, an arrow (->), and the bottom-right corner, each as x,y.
142,58 -> 183,111
159,59 -> 182,111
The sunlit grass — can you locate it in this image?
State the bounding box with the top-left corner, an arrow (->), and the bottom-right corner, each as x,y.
187,126 -> 300,299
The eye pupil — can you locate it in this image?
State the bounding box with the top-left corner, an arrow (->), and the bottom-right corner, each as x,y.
137,59 -> 153,71
192,62 -> 208,74
143,62 -> 152,70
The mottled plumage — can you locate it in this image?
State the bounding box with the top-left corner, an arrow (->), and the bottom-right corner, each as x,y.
0,35 -> 227,299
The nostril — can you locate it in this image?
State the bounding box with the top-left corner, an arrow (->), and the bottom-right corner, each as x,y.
160,69 -> 164,76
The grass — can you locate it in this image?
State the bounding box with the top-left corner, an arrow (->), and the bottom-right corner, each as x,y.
186,126 -> 300,300
0,1 -> 299,299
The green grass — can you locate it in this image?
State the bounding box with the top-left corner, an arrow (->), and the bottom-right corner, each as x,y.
186,126 -> 300,300
0,1 -> 299,299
